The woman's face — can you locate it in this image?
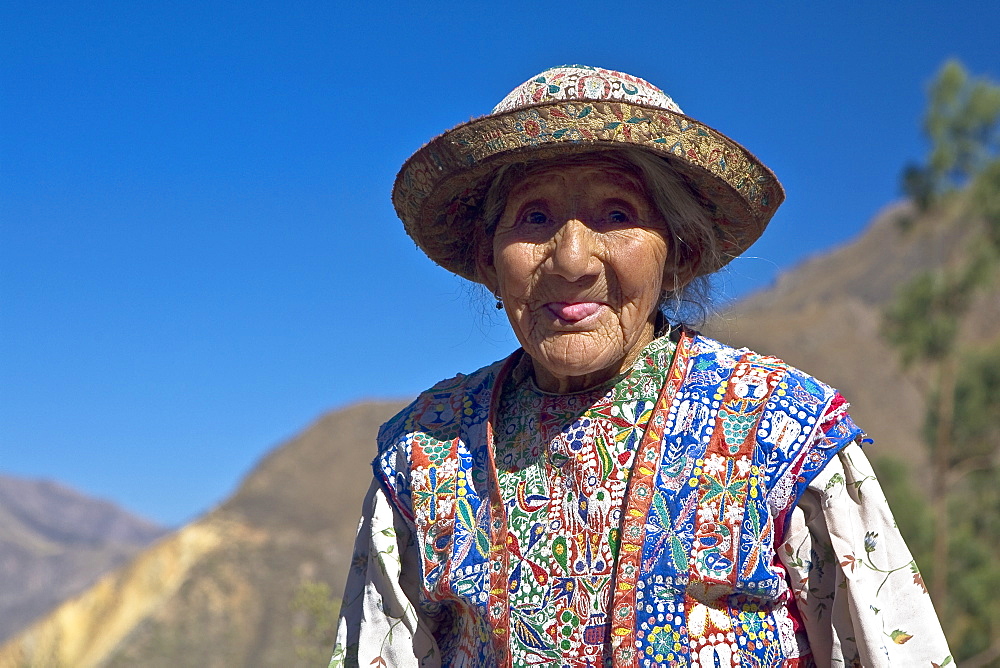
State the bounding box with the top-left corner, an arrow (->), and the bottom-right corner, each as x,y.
481,158 -> 674,394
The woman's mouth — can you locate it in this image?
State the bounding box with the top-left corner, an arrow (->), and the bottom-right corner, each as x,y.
546,302 -> 603,323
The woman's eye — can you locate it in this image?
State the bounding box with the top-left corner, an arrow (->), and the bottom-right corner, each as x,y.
608,210 -> 631,224
523,211 -> 548,225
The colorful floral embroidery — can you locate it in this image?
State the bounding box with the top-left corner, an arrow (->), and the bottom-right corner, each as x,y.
334,337 -> 953,666
490,336 -> 674,664
491,65 -> 684,115
367,332 -> 869,666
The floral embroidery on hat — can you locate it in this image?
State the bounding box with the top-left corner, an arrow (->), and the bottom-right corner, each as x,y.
492,65 -> 684,115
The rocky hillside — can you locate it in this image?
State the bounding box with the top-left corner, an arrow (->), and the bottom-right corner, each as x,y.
0,401 -> 405,668
0,475 -> 166,643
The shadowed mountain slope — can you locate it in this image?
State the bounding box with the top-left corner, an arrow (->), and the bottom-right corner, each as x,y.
0,475 -> 166,643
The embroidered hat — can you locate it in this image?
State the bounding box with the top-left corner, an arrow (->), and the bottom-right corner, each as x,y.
392,65 -> 784,282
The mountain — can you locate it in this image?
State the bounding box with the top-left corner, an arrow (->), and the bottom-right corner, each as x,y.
0,401 -> 405,668
0,475 -> 167,642
1,194 -> 997,667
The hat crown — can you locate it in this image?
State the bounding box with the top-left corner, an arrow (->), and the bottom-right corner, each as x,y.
492,64 -> 684,115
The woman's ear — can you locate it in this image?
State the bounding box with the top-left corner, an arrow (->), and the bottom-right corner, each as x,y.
667,262 -> 698,294
664,237 -> 700,295
475,238 -> 499,293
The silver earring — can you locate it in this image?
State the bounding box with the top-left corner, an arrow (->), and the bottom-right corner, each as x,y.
494,291 -> 503,309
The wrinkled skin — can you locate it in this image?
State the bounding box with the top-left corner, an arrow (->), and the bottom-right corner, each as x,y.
480,159 -> 684,394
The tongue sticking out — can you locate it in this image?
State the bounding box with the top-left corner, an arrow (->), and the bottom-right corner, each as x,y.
550,302 -> 601,322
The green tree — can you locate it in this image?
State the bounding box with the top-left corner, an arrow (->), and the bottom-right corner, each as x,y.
901,60 -> 1000,210
971,158 -> 1000,248
884,59 -> 1000,665
882,268 -> 964,609
936,346 -> 1000,664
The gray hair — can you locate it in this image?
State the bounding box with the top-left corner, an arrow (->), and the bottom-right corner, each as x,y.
476,148 -> 721,325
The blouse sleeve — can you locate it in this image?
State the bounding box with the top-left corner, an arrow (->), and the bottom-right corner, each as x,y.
778,442 -> 954,667
329,480 -> 441,668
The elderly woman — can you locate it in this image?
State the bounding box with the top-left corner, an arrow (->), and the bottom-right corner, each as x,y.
331,66 -> 950,667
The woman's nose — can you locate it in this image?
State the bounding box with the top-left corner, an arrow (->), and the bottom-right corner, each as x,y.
549,219 -> 599,282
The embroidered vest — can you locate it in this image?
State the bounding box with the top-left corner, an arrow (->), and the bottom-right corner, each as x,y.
373,333 -> 862,667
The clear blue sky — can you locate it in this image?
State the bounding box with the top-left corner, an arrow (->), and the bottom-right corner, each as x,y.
3,1 -> 999,526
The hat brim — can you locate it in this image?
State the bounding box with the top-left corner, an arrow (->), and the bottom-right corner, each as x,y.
392,99 -> 784,283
